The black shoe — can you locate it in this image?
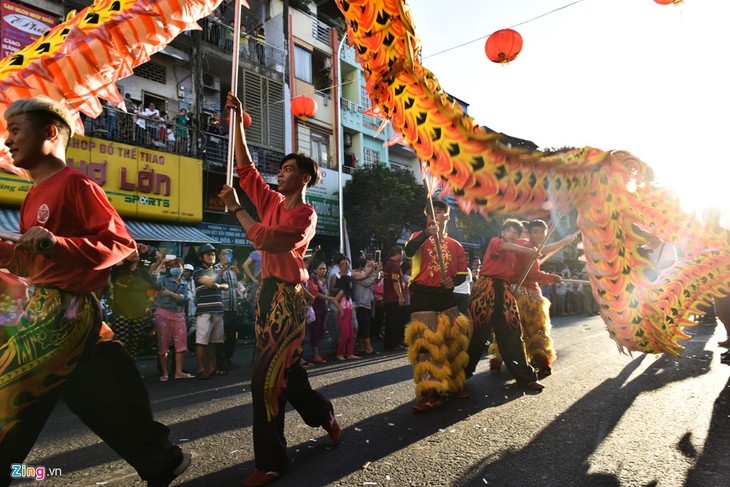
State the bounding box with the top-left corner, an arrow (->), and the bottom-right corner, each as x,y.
537,366 -> 552,378
147,451 -> 191,487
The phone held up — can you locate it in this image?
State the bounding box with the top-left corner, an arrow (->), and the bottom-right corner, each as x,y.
375,249 -> 381,263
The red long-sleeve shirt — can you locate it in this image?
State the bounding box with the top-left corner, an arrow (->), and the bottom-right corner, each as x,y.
0,166 -> 136,293
511,238 -> 558,289
407,230 -> 467,287
479,237 -> 515,281
236,164 -> 315,284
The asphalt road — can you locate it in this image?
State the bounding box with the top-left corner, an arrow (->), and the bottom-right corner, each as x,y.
14,315 -> 730,487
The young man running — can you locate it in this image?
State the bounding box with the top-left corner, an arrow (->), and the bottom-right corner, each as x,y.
0,97 -> 190,487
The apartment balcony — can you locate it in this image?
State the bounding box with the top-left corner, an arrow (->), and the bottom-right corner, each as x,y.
341,98 -> 384,135
340,43 -> 358,68
83,106 -> 195,157
200,17 -> 287,77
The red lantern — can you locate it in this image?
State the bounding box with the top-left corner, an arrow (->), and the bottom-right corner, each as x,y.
485,29 -> 523,64
242,111 -> 252,129
291,96 -> 318,120
654,0 -> 682,4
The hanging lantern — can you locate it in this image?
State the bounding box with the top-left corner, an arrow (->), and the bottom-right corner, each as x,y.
242,111 -> 252,129
291,96 -> 318,120
654,0 -> 682,5
485,28 -> 523,64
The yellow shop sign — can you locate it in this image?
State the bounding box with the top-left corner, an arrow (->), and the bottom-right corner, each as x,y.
0,136 -> 203,222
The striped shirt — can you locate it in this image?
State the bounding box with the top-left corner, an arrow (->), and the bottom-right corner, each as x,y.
193,265 -> 224,315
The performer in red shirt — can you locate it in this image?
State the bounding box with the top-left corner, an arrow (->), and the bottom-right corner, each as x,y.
0,97 -> 190,487
502,220 -> 577,376
465,219 -> 545,390
403,200 -> 470,412
219,92 -> 339,487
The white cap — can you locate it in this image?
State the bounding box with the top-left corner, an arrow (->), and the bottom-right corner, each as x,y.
184,264 -> 194,271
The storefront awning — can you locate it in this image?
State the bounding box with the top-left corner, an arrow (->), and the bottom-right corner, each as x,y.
125,221 -> 219,244
0,209 -> 216,244
0,208 -> 20,233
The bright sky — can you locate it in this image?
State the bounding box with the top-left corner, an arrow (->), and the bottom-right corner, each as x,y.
409,0 -> 730,227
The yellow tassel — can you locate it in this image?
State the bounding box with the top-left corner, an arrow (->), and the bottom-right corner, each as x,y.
488,339 -> 503,363
406,312 -> 472,396
517,293 -> 556,366
412,360 -> 450,397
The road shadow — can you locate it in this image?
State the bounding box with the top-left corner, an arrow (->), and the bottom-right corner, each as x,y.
684,372 -> 730,487
181,356 -> 549,486
459,326 -> 718,487
23,325 -> 722,486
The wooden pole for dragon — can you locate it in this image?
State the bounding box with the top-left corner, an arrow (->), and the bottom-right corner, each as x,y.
422,166 -> 446,281
225,0 -> 244,190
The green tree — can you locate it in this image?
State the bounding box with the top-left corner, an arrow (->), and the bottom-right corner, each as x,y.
343,164 -> 427,254
452,207 -> 494,246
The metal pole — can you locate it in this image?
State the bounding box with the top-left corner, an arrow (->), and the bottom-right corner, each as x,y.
337,32 -> 347,254
225,0 -> 243,189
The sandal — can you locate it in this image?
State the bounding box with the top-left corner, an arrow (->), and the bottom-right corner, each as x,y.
159,376 -> 169,382
208,369 -> 228,377
175,373 -> 195,379
312,357 -> 328,364
196,371 -> 210,380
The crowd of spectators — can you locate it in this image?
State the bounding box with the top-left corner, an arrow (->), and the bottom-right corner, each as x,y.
99,244 -> 260,381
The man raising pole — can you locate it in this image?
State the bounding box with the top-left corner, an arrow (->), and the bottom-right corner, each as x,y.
403,199 -> 471,412
218,92 -> 339,486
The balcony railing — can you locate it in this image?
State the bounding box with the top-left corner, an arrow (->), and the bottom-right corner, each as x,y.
202,134 -> 284,175
311,17 -> 331,45
201,17 -> 286,74
83,107 -> 195,157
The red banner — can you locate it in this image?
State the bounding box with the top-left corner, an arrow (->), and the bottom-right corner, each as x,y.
1,1 -> 56,58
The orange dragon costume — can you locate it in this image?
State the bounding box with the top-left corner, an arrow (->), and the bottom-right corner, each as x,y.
0,0 -> 235,176
335,0 -> 730,358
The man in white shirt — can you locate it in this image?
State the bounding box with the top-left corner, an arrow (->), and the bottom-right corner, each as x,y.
141,102 -> 161,146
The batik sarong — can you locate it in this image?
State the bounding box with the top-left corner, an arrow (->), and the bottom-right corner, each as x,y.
0,287 -> 101,442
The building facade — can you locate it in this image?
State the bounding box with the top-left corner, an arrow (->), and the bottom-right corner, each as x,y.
0,0 -> 429,261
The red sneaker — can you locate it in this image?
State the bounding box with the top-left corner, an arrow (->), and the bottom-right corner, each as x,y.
243,468 -> 280,487
412,395 -> 444,413
323,411 -> 341,445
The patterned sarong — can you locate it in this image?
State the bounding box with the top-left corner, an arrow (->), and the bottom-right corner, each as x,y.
254,278 -> 306,421
0,287 -> 101,442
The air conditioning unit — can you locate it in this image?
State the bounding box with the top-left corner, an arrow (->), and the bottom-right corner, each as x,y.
202,74 -> 221,91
